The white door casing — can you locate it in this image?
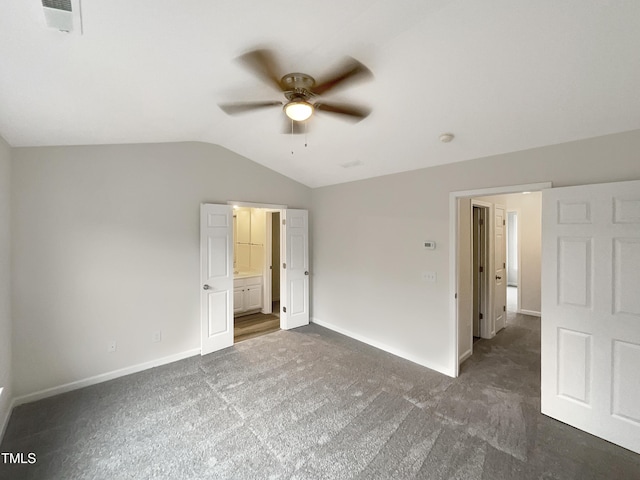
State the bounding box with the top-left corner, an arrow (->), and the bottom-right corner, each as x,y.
541,179 -> 640,454
494,204 -> 507,333
263,211 -> 273,314
281,209 -> 309,330
200,204 -> 234,355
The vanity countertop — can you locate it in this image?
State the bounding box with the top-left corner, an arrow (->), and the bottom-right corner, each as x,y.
234,271 -> 262,279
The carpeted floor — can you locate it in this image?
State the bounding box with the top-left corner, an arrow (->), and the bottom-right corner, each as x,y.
1,313 -> 639,479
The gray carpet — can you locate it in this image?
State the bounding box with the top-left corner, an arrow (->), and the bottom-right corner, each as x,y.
2,315 -> 640,479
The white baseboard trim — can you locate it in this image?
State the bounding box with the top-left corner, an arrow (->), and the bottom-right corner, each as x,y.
459,348 -> 472,364
12,348 -> 201,408
519,309 -> 541,317
311,317 -> 455,378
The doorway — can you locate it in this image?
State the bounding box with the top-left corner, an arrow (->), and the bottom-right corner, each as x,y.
451,182 -> 550,376
200,203 -> 310,355
472,203 -> 489,340
232,206 -> 281,343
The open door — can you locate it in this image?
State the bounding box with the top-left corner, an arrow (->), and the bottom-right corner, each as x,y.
281,209 -> 309,329
542,179 -> 640,454
200,204 -> 234,355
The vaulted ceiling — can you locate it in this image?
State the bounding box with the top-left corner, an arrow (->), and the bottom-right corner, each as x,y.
1,1 -> 639,187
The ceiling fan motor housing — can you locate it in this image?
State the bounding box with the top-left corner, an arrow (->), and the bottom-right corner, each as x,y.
281,73 -> 316,99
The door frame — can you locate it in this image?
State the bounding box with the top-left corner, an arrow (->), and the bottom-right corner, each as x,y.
449,182 -> 551,377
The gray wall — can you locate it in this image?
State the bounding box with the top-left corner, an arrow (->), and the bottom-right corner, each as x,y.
0,135 -> 12,435
310,130 -> 640,376
11,142 -> 311,397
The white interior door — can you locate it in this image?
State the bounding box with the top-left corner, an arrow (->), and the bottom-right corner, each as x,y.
281,209 -> 309,329
200,204 -> 234,355
541,179 -> 640,454
494,204 -> 507,333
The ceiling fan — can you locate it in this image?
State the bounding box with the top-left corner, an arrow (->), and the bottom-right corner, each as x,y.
218,49 -> 373,133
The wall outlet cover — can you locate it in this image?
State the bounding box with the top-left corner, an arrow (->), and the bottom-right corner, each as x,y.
422,271 -> 437,282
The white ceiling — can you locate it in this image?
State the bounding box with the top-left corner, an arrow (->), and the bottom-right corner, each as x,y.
1,1 -> 639,188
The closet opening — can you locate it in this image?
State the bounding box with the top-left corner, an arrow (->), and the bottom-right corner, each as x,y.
472,203 -> 490,342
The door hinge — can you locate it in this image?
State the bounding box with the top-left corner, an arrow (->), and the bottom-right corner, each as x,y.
479,266 -> 484,273
282,219 -> 286,226
503,305 -> 506,312
283,306 -> 286,313
479,218 -> 484,226
479,313 -> 483,320
455,293 -> 458,299
283,263 -> 286,269
503,219 -> 506,225
503,262 -> 506,268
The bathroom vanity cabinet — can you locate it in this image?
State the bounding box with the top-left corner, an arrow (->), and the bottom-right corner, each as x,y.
234,275 -> 262,315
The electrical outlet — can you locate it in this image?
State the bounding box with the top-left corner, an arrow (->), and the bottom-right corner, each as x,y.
152,330 -> 162,343
422,271 -> 437,283
107,340 -> 117,353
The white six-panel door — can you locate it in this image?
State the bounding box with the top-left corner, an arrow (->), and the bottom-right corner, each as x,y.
494,204 -> 507,333
541,180 -> 640,454
200,204 -> 234,355
281,209 -> 309,330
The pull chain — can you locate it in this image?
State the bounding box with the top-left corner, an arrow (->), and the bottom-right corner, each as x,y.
290,120 -> 309,153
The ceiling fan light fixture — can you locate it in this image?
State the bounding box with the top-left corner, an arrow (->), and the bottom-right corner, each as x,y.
284,101 -> 313,121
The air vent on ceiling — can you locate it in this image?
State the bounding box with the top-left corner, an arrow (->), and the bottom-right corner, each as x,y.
340,160 -> 363,169
42,0 -> 82,34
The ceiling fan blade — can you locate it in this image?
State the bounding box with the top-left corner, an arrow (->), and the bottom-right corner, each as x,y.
312,58 -> 373,96
218,101 -> 282,115
282,117 -> 307,134
236,49 -> 284,92
314,102 -> 371,122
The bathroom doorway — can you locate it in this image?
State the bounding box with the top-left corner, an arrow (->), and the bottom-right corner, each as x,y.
200,202 -> 309,354
232,206 -> 281,342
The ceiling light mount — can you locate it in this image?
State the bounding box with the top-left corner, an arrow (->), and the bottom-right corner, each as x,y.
439,133 -> 455,143
281,74 -> 316,121
281,73 -> 316,91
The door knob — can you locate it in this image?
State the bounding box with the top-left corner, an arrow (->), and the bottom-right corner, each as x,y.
495,276 -> 502,280
203,284 -> 211,290
304,271 -> 309,276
